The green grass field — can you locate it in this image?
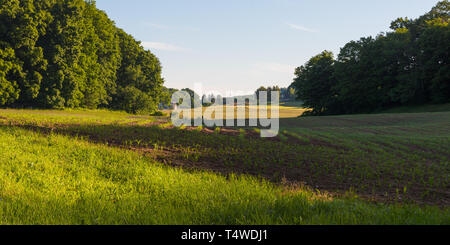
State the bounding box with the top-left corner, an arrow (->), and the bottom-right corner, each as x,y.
0,106 -> 449,224
377,103 -> 450,114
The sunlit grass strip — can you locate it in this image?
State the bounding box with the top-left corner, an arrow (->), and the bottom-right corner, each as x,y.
0,109 -> 154,127
0,126 -> 448,225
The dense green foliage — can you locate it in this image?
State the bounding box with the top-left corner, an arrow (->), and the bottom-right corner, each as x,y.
181,88 -> 201,108
293,1 -> 450,115
0,0 -> 164,113
255,86 -> 296,102
255,86 -> 281,102
159,87 -> 178,108
280,86 -> 296,101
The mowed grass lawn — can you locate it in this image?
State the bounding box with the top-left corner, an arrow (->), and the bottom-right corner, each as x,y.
0,108 -> 449,224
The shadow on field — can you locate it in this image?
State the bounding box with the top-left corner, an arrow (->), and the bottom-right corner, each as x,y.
2,115 -> 449,208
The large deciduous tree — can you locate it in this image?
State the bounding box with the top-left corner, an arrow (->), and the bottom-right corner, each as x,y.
0,0 -> 164,114
291,1 -> 449,115
293,51 -> 337,115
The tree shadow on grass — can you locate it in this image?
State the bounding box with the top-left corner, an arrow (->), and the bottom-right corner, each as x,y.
0,119 -> 448,207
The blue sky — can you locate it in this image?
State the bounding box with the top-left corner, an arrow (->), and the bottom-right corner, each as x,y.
96,0 -> 440,95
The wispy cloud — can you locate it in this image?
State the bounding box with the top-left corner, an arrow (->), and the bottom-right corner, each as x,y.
141,42 -> 187,52
285,22 -> 318,33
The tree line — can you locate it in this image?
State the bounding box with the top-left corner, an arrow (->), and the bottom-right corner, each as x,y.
165,85 -> 296,109
255,86 -> 296,101
292,1 -> 449,115
0,0 -> 164,114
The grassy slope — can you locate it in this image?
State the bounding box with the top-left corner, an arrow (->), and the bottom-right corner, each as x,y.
0,126 -> 447,225
0,108 -> 449,224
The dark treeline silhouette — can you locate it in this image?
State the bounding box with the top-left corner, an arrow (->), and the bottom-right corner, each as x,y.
0,0 -> 164,114
292,1 -> 449,116
256,86 -> 296,101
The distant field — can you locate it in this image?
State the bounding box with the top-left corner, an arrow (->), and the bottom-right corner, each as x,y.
0,107 -> 449,224
180,103 -> 307,120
